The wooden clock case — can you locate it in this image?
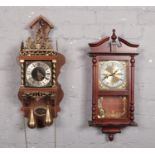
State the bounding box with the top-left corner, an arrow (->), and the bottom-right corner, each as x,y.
88,29 -> 139,141
17,16 -> 65,128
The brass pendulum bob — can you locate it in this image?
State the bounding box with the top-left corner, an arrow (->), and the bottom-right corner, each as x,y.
45,105 -> 53,126
28,108 -> 36,128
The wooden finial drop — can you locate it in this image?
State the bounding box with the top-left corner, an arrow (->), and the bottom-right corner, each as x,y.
111,29 -> 117,42
108,134 -> 114,141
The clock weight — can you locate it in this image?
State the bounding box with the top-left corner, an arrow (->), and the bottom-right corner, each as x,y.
28,108 -> 36,128
45,105 -> 53,126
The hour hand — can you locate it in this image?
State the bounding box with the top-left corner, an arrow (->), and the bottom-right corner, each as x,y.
110,69 -> 118,77
102,74 -> 110,81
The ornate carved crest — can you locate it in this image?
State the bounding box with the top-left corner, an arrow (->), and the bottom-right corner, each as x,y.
20,15 -> 56,56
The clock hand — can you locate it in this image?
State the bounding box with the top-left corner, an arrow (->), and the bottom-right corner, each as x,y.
108,69 -> 118,77
37,70 -> 44,80
102,69 -> 119,82
102,74 -> 109,81
102,70 -> 117,81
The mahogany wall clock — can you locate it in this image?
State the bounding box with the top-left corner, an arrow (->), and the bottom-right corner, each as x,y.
88,29 -> 139,141
17,16 -> 65,128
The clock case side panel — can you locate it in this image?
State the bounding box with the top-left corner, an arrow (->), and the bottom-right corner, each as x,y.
91,57 -> 98,122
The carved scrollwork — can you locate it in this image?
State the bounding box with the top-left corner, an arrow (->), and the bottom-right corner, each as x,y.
20,16 -> 56,56
22,92 -> 55,102
97,97 -> 105,119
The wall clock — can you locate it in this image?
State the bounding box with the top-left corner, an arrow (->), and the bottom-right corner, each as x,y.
17,16 -> 65,128
88,29 -> 139,141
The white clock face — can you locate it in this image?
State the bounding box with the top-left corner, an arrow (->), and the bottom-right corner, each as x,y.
26,61 -> 52,87
99,61 -> 127,90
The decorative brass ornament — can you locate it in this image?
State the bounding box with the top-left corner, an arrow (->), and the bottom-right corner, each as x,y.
97,96 -> 127,119
28,108 -> 36,128
97,97 -> 105,119
20,60 -> 24,86
22,92 -> 55,102
45,105 -> 53,125
22,19 -> 54,51
20,16 -> 56,56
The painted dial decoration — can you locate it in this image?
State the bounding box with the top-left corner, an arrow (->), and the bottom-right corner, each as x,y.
26,61 -> 52,87
99,61 -> 127,90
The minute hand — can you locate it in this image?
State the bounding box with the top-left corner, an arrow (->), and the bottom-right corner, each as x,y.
102,70 -> 118,81
109,70 -> 118,77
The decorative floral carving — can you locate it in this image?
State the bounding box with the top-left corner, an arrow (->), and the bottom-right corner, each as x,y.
97,97 -> 127,119
20,16 -> 55,55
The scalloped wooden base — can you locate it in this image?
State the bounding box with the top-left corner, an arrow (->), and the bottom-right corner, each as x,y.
88,120 -> 137,141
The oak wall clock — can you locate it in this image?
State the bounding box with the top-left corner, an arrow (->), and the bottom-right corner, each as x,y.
88,29 -> 139,141
17,16 -> 65,128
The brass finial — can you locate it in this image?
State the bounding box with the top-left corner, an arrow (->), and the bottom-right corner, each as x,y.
111,29 -> 117,42
20,41 -> 24,50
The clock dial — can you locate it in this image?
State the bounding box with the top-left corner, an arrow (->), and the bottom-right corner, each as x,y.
25,61 -> 52,87
99,61 -> 127,90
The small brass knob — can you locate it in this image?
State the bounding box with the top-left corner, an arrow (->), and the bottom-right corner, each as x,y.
28,108 -> 36,128
45,105 -> 53,126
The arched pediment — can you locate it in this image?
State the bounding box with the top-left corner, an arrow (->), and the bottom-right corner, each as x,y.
88,29 -> 139,55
